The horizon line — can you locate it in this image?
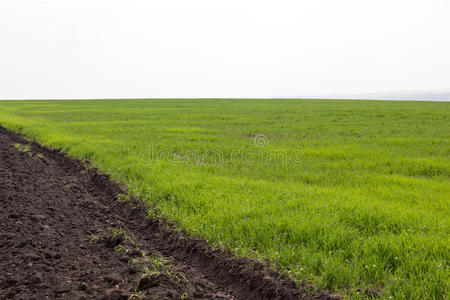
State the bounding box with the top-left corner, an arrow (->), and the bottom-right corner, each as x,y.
0,97 -> 449,102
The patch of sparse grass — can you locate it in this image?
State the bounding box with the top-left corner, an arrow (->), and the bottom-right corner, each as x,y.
146,209 -> 158,220
114,244 -> 128,254
125,243 -> 188,293
112,227 -> 127,237
13,142 -> 30,152
116,193 -> 129,203
13,142 -> 45,159
145,254 -> 170,272
13,143 -> 33,157
87,232 -> 102,243
0,99 -> 448,299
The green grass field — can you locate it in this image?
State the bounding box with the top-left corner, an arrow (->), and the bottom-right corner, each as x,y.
0,99 -> 448,299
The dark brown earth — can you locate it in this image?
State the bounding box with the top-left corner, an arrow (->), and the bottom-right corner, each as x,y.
0,126 -> 339,300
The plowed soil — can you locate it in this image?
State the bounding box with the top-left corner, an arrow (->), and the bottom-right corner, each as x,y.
0,126 -> 337,300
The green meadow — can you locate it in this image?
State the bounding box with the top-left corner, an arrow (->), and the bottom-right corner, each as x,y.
0,99 -> 448,299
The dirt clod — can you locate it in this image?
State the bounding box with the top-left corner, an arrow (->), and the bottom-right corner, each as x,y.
102,289 -> 128,300
137,273 -> 162,290
104,272 -> 122,285
126,248 -> 142,258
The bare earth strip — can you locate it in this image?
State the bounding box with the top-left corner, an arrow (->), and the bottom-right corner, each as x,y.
0,127 -> 337,300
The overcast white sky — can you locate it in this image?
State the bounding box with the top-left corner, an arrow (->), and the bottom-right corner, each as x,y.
1,0 -> 449,99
